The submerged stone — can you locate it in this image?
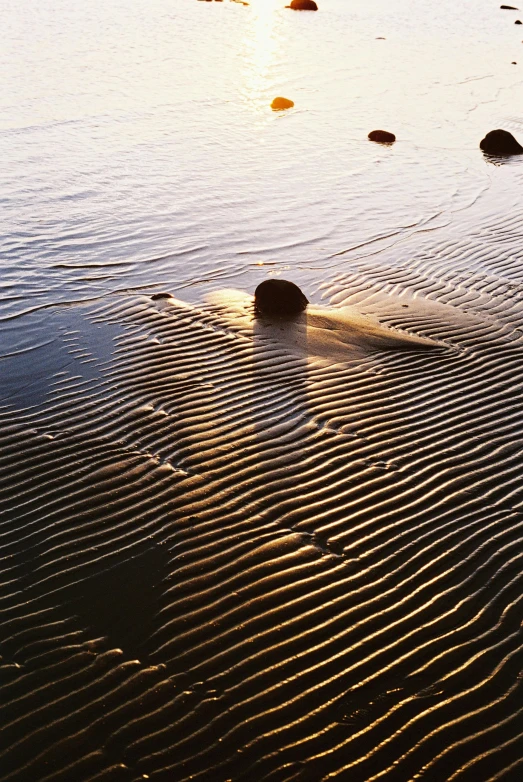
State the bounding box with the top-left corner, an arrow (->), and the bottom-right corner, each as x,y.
287,0 -> 318,10
271,96 -> 294,110
254,279 -> 309,317
479,129 -> 523,155
368,129 -> 396,143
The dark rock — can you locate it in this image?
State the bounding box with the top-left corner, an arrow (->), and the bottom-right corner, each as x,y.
151,292 -> 174,300
287,0 -> 318,10
368,129 -> 396,143
500,5 -> 518,9
479,129 -> 523,155
516,19 -> 522,23
271,96 -> 294,110
254,280 -> 309,317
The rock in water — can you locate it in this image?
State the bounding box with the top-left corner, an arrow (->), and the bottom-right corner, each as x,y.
368,129 -> 396,143
479,129 -> 523,155
254,280 -> 309,317
271,97 -> 294,110
287,0 -> 318,10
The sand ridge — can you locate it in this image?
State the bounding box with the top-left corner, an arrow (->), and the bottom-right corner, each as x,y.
205,288 -> 443,361
1,280 -> 522,780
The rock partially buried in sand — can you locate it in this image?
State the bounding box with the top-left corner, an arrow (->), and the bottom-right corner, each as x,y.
209,287 -> 441,357
271,96 -> 294,110
151,292 -> 174,300
287,0 -> 318,10
368,129 -> 396,144
254,279 -> 309,317
480,129 -> 523,155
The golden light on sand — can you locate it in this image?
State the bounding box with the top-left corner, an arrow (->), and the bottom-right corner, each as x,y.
241,0 -> 279,111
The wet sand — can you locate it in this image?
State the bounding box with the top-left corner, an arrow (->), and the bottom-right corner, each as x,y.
2,0 -> 523,779
1,276 -> 523,781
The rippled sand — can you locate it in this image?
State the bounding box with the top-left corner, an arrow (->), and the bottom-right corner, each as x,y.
2,0 -> 523,779
2,271 -> 523,780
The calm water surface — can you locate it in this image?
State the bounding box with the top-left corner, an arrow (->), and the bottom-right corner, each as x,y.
2,0 -> 523,328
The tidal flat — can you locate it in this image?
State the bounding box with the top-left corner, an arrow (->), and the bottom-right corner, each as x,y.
1,1 -> 523,780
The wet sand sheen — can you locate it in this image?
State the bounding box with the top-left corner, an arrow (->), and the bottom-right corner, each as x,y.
2,0 -> 523,777
206,287 -> 441,359
1,279 -> 523,781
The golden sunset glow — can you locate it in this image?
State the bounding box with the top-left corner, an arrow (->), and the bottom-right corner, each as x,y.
241,0 -> 279,111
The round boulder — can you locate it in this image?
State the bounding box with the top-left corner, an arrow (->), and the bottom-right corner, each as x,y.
254,279 -> 309,317
287,0 -> 318,10
368,129 -> 396,143
271,96 -> 295,110
479,129 -> 523,155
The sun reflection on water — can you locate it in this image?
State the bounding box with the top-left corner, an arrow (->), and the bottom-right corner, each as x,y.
241,0 -> 279,113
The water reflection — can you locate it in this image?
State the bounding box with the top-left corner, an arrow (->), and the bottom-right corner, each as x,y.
240,0 -> 279,112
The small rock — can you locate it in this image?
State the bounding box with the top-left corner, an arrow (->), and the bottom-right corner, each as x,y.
254,280 -> 309,317
479,128 -> 523,155
151,292 -> 174,300
368,129 -> 396,143
271,96 -> 294,110
516,18 -> 522,22
500,4 -> 519,9
287,0 -> 318,10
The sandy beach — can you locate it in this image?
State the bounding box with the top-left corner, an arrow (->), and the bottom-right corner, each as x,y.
2,0 -> 523,780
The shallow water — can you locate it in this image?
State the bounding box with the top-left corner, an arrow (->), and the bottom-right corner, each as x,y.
3,0 -> 523,327
2,2 -> 523,781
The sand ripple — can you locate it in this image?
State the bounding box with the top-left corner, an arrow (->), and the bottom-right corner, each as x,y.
1,279 -> 523,781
